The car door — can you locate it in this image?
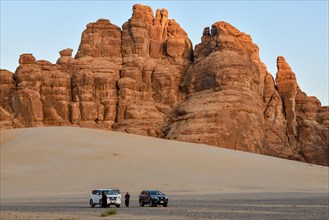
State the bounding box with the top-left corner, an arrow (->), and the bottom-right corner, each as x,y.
94,190 -> 101,203
144,191 -> 150,203
91,190 -> 96,203
140,191 -> 146,202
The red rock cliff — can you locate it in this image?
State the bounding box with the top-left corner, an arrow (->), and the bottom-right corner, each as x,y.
0,4 -> 328,166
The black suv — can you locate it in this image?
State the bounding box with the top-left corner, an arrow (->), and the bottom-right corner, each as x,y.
139,190 -> 168,207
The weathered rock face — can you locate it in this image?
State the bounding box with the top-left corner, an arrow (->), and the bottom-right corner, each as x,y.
56,48 -> 74,71
75,18 -> 122,64
70,56 -> 121,129
165,22 -> 267,154
262,71 -> 291,158
276,56 -> 298,147
11,54 -> 44,127
164,22 -> 328,165
0,4 -> 327,166
294,89 -> 329,165
274,57 -> 329,164
37,60 -> 72,126
116,4 -> 192,136
0,70 -> 15,129
70,19 -> 122,129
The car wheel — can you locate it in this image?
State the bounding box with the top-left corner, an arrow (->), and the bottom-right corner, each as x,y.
163,202 -> 168,207
116,204 -> 120,208
139,199 -> 144,207
149,199 -> 154,207
99,199 -> 102,207
90,199 -> 95,208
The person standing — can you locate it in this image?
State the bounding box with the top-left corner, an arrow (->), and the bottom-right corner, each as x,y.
101,191 -> 107,208
125,192 -> 130,207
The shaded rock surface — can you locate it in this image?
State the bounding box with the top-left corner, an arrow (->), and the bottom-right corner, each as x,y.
0,4 -> 327,166
0,70 -> 15,129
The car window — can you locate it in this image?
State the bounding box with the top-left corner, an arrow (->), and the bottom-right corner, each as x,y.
102,190 -> 110,195
109,189 -> 120,195
149,191 -> 162,195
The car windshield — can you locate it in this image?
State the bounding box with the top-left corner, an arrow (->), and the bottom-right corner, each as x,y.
102,190 -> 110,195
149,191 -> 162,195
109,189 -> 120,195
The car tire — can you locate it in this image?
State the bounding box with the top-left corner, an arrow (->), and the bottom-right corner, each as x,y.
116,204 -> 120,208
139,199 -> 144,207
163,202 -> 168,207
149,199 -> 154,207
99,199 -> 102,208
90,199 -> 95,208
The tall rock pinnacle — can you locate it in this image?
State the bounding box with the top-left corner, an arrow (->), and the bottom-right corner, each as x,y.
276,56 -> 298,146
116,4 -> 192,136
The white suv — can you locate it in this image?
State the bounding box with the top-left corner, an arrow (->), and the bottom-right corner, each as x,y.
89,189 -> 121,208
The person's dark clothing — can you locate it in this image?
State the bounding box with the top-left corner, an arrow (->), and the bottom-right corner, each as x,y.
101,192 -> 107,208
125,193 -> 130,207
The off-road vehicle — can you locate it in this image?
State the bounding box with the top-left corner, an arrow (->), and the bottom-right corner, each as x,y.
139,190 -> 168,207
89,189 -> 121,208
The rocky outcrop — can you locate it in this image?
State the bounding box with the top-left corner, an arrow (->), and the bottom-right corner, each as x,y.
0,70 -> 15,129
38,60 -> 72,126
164,22 -> 266,154
75,19 -> 122,63
11,54 -> 44,127
56,48 -> 74,71
276,56 -> 298,147
0,4 -> 327,166
262,71 -> 291,158
116,4 -> 192,136
70,19 -> 122,129
295,89 -> 329,165
69,56 -> 121,129
274,57 -> 329,164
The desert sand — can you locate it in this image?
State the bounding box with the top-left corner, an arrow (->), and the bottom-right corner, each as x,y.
1,127 -> 328,219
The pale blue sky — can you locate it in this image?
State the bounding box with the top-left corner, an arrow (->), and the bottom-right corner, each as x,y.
1,0 -> 328,105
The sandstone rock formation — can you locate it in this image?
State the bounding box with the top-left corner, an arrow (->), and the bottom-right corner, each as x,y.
38,60 -> 71,126
0,4 -> 327,166
165,22 -> 267,155
0,70 -> 15,129
116,4 -> 192,136
12,54 -> 44,127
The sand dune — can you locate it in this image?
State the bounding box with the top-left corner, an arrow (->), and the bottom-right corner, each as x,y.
1,127 -> 328,201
